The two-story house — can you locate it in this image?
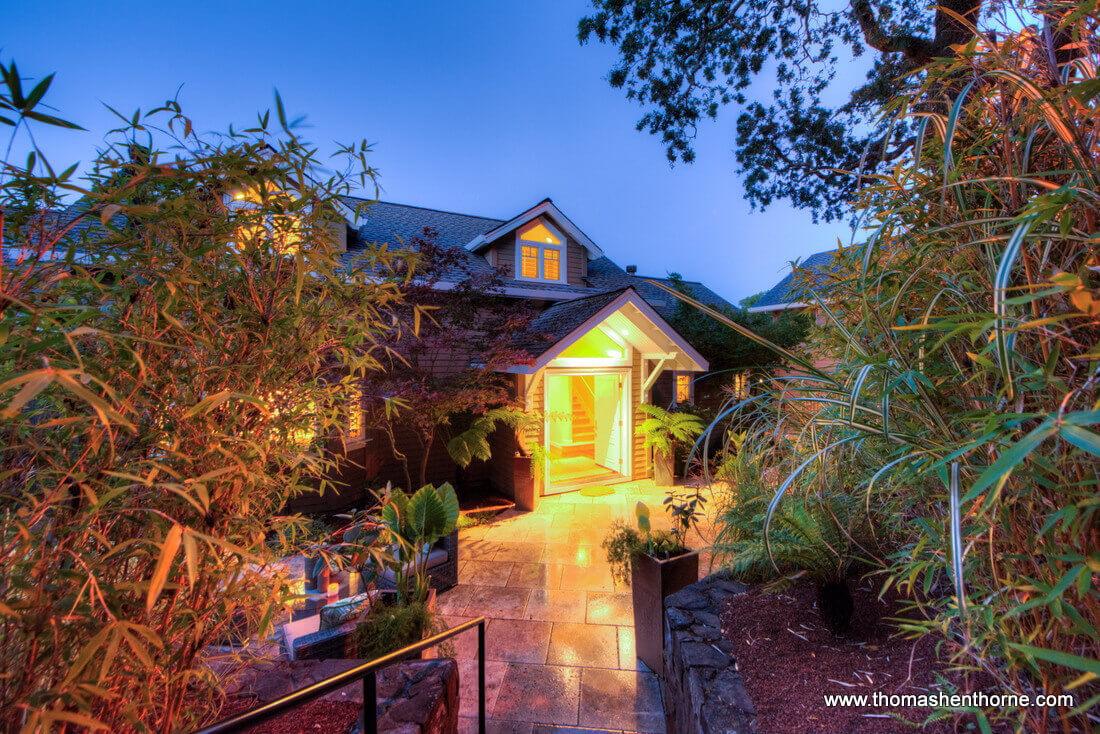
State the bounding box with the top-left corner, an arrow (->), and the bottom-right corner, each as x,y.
27,192 -> 739,512
331,197 -> 738,510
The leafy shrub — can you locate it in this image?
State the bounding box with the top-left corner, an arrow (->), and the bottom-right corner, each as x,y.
353,599 -> 437,661
636,403 -> 705,458
374,483 -> 460,603
682,7 -> 1099,729
603,499 -> 697,585
0,63 -> 401,730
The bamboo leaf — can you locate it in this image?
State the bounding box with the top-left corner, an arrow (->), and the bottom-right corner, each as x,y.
0,370 -> 55,418
965,421 -> 1057,502
948,463 -> 967,617
1007,643 -> 1100,677
992,217 -> 1035,400
1060,425 -> 1100,458
146,524 -> 183,612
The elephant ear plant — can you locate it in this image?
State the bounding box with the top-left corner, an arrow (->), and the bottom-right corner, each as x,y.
378,482 -> 460,603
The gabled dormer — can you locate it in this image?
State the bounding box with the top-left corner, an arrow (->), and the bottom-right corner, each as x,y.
465,199 -> 604,287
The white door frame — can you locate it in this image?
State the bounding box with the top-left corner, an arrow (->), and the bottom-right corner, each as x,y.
542,365 -> 632,494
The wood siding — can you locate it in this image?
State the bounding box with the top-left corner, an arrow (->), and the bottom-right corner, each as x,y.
566,239 -> 587,285
491,235 -> 516,278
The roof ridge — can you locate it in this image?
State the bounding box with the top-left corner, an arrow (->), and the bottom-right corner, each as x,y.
547,285 -> 631,306
635,274 -> 705,286
341,196 -> 505,223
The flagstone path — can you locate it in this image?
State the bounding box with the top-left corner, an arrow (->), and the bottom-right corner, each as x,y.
440,480 -> 715,734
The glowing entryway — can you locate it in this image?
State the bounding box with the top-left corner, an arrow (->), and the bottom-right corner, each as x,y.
544,371 -> 629,494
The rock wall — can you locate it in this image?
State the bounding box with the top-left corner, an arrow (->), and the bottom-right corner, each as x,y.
224,657 -> 459,734
662,572 -> 756,734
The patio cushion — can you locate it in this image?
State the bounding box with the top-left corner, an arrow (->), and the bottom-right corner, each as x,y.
380,547 -> 449,583
319,591 -> 375,631
280,615 -> 320,661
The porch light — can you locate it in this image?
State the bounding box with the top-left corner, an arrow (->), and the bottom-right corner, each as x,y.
605,349 -> 622,358
326,581 -> 340,599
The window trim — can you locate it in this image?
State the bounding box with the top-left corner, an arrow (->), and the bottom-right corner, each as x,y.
513,217 -> 568,284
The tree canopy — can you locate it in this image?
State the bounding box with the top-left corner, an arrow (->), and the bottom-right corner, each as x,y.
578,0 -> 993,221
663,276 -> 810,380
364,228 -> 536,489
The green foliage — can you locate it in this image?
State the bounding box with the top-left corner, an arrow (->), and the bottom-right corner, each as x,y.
602,497 -> 701,585
0,61 -> 399,731
700,8 -> 1100,729
446,406 -> 539,468
662,275 -> 810,381
712,481 -> 869,588
577,0 -> 983,220
601,520 -> 682,586
637,403 -> 705,457
377,483 -> 460,603
662,486 -> 708,549
353,598 -> 437,661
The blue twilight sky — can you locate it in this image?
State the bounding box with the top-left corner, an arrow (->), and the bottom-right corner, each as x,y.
3,0 -> 865,302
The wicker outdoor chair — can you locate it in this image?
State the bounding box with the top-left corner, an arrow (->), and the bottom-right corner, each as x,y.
373,530 -> 459,592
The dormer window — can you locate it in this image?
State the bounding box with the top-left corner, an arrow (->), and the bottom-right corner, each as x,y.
515,218 -> 566,283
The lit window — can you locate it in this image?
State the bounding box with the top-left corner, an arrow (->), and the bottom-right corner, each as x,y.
676,375 -> 691,404
515,218 -> 566,282
732,373 -> 749,399
521,245 -> 540,278
346,383 -> 363,440
520,221 -> 561,245
543,248 -> 560,280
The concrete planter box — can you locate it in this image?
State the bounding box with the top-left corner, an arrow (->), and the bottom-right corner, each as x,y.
631,549 -> 699,675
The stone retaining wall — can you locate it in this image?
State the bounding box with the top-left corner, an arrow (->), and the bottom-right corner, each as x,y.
661,572 -> 756,734
223,657 -> 459,734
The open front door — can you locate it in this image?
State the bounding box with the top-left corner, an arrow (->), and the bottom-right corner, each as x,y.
593,373 -> 624,474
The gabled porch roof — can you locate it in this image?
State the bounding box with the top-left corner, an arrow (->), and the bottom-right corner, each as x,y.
508,287 -> 708,374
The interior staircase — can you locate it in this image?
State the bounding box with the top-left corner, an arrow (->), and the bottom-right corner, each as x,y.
571,390 -> 594,444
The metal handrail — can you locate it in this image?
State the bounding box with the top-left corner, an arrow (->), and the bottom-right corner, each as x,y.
192,616 -> 487,734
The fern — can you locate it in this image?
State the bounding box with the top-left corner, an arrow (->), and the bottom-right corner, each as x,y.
446,406 -> 538,467
637,403 -> 705,457
713,488 -> 867,588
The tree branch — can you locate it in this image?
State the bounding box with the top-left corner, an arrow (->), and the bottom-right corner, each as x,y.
850,0 -> 983,66
849,0 -> 938,63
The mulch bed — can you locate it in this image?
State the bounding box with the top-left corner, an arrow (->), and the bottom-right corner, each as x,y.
214,697 -> 359,734
720,578 -> 995,733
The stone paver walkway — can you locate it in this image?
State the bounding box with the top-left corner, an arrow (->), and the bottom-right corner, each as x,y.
440,480 -> 715,734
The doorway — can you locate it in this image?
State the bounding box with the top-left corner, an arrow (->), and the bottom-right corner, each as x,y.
544,370 -> 629,494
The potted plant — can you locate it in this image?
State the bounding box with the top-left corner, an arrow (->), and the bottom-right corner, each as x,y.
637,404 -> 705,485
603,487 -> 707,674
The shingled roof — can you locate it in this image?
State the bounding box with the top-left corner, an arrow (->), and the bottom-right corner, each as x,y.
749,249 -> 847,312
336,197 -> 739,327
514,287 -> 630,358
